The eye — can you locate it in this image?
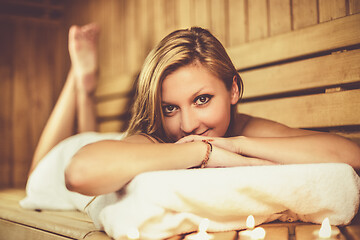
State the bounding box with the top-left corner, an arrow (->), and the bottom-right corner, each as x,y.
194,94 -> 213,106
162,105 -> 178,116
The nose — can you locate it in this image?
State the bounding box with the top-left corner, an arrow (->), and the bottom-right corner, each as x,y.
180,108 -> 200,135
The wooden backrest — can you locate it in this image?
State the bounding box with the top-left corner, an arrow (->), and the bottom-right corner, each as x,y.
95,14 -> 360,144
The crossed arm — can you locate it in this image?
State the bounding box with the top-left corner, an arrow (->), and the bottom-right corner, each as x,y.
65,116 -> 360,196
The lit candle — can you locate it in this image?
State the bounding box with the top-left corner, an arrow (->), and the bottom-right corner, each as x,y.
313,218 -> 340,239
127,227 -> 140,240
185,218 -> 214,240
238,215 -> 266,240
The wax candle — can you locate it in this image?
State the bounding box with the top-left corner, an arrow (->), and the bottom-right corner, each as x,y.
238,215 -> 266,240
185,218 -> 214,240
313,218 -> 340,239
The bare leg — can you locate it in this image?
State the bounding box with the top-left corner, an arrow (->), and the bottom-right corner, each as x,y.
29,23 -> 100,175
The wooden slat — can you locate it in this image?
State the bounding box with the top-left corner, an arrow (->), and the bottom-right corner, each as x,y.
210,0 -> 227,45
248,0 -> 268,41
319,0 -> 346,22
237,89 -> 360,129
261,226 -> 289,240
0,197 -> 97,239
295,224 -> 346,240
99,120 -> 126,133
0,219 -> 70,240
227,13 -> 360,70
292,0 -> 318,30
349,0 -> 360,14
344,225 -> 360,240
0,20 -> 13,188
241,48 -> 360,98
175,0 -> 192,29
95,74 -> 135,98
268,0 -> 291,36
228,0 -> 246,47
96,97 -> 131,117
193,0 -> 211,29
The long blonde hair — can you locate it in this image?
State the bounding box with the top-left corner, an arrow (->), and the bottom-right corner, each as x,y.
126,27 -> 243,142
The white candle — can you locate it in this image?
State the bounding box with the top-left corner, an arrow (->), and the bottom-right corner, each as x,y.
313,218 -> 340,239
185,218 -> 214,240
238,215 -> 266,240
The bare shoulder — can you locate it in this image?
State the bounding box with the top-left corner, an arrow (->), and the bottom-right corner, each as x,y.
122,133 -> 159,144
235,114 -> 315,137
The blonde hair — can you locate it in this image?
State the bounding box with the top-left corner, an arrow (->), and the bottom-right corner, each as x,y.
126,27 -> 243,142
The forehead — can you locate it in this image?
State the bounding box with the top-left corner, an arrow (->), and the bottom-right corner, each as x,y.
161,64 -> 226,101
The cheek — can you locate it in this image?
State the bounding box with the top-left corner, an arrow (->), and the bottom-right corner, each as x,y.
204,100 -> 231,134
163,117 -> 180,136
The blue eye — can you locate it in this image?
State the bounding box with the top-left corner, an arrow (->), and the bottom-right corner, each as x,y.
194,94 -> 213,106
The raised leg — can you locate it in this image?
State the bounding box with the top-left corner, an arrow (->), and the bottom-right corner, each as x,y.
29,23 -> 100,175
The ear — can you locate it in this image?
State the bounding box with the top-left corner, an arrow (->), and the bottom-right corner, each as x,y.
230,76 -> 240,105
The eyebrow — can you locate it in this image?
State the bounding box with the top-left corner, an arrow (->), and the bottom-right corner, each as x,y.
161,87 -> 206,105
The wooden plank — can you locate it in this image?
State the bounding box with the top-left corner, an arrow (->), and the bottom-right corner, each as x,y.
0,219 -> 70,240
228,0 -> 246,46
95,74 -> 135,98
184,231 -> 237,240
268,0 -> 291,36
248,0 -> 268,41
227,14 -> 360,70
0,197 -> 95,239
99,120 -> 126,133
261,226 -> 289,240
12,21 -> 35,187
0,19 -> 14,188
237,89 -> 360,129
349,0 -> 360,14
210,0 -> 227,45
344,225 -> 360,240
193,0 -> 211,29
295,224 -> 346,240
292,0 -> 318,30
124,0 -> 139,75
175,0 -> 192,29
240,48 -> 360,98
96,97 -> 131,117
319,0 -> 346,22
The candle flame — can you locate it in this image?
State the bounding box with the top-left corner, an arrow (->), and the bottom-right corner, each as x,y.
199,218 -> 210,232
319,217 -> 331,238
246,215 -> 255,229
126,227 -> 140,239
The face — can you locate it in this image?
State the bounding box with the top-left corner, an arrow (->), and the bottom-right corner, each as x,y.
161,63 -> 239,142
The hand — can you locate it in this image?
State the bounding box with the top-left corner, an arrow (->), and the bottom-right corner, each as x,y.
176,135 -> 244,155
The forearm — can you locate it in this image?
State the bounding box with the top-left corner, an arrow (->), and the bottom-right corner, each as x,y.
65,141 -> 207,196
239,133 -> 360,168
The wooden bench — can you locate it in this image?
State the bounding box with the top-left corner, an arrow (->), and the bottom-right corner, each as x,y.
0,13 -> 359,240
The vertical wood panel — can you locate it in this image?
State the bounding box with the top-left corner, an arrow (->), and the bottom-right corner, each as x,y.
12,22 -> 34,187
0,20 -> 14,188
269,0 -> 292,36
319,0 -> 346,22
248,0 -> 268,41
193,0 -> 211,29
349,0 -> 360,14
175,0 -> 192,29
292,0 -> 318,29
228,0 -> 246,46
210,0 -> 228,45
124,0 -> 138,75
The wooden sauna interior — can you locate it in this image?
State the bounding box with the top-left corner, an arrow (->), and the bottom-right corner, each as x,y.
0,0 -> 360,190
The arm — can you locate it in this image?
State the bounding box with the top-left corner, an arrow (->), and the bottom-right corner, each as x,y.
65,134 -> 275,196
178,116 -> 360,169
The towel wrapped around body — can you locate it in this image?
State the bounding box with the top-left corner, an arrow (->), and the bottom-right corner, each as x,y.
20,132 -> 360,240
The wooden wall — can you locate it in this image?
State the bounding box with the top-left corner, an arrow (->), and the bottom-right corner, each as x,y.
0,0 -> 359,188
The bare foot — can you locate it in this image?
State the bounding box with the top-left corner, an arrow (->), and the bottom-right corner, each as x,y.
68,23 -> 100,94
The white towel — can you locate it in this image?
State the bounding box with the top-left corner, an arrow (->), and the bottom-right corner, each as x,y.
86,163 -> 360,240
20,133 -> 360,240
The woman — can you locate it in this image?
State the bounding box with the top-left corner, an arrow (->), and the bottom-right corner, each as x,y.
30,23 -> 360,197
